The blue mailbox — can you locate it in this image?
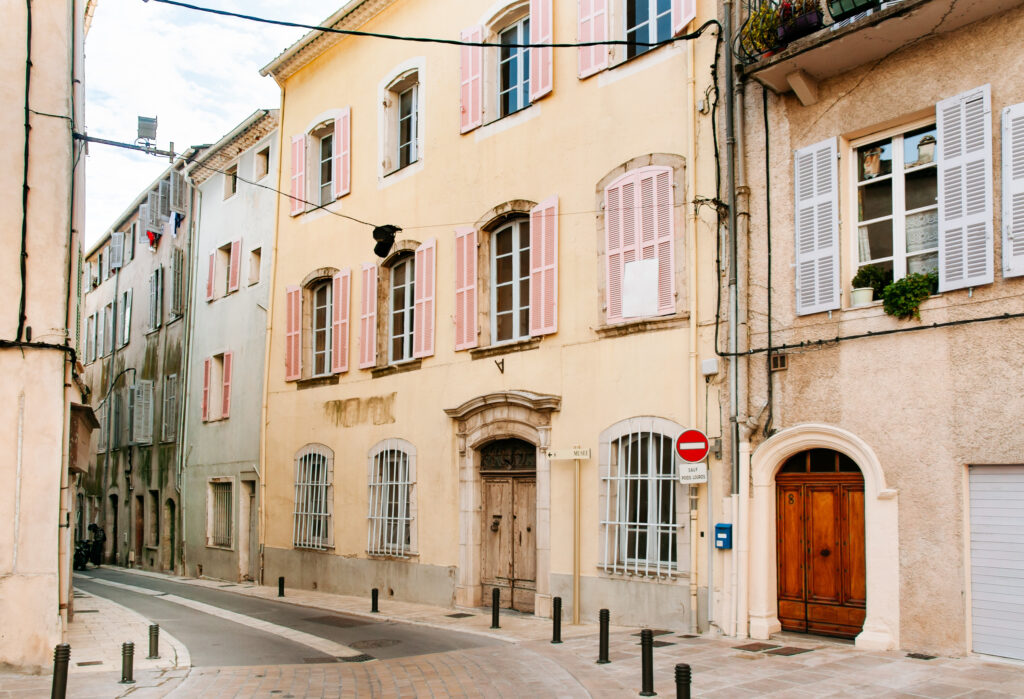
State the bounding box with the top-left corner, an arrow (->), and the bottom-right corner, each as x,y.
714,523 -> 733,550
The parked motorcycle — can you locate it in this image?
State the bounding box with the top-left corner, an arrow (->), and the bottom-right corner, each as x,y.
73,540 -> 90,571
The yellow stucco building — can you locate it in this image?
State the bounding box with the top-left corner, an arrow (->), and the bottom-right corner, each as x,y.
258,0 -> 724,630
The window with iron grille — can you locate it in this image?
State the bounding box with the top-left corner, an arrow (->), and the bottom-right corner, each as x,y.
293,444 -> 333,550
599,418 -> 684,577
208,481 -> 232,548
367,439 -> 416,557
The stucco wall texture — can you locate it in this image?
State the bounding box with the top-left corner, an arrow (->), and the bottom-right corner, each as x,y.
742,5 -> 1024,656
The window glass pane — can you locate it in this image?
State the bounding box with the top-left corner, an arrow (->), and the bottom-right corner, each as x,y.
904,126 -> 937,168
392,336 -> 404,360
392,260 -> 405,286
392,310 -> 405,335
905,210 -> 938,253
495,228 -> 512,255
838,453 -> 860,473
496,312 -> 513,341
809,449 -> 837,472
519,278 -> 530,305
520,307 -> 529,333
497,284 -> 513,311
780,453 -> 806,473
908,251 -> 938,275
858,139 -> 892,181
496,255 -> 513,284
905,168 -> 937,211
627,0 -> 649,29
858,180 -> 892,222
857,220 -> 894,263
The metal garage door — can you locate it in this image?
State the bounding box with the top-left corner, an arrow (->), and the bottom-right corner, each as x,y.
970,465 -> 1024,661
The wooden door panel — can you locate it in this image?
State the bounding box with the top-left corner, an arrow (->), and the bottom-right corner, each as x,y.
513,480 -> 536,585
776,485 -> 805,602
842,486 -> 867,606
482,480 -> 512,585
806,486 -> 841,604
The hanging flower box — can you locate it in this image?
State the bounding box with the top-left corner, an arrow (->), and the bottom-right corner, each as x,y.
777,9 -> 824,42
827,0 -> 880,22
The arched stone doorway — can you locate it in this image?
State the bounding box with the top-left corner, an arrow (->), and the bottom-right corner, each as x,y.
445,390 -> 560,616
748,424 -> 899,651
776,448 -> 865,639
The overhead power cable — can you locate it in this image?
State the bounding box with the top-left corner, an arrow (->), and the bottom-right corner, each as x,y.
144,0 -> 719,50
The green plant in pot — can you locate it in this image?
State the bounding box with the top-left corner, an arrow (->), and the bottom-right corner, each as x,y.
881,271 -> 938,320
741,3 -> 782,57
849,263 -> 891,305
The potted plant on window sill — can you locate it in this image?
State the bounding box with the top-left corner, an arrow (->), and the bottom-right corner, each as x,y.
777,0 -> 824,44
881,271 -> 939,320
849,263 -> 891,306
827,0 -> 880,23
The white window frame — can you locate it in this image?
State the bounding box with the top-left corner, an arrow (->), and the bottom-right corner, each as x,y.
366,438 -> 418,557
388,255 -> 416,364
848,117 -> 939,290
490,218 -> 531,344
311,279 -> 333,377
497,16 -> 531,117
207,478 -> 234,549
292,444 -> 334,550
378,60 -> 427,183
120,288 -> 132,347
599,416 -> 686,578
624,0 -> 673,60
313,123 -> 334,207
148,266 -> 163,331
224,164 -> 238,200
397,83 -> 419,169
248,248 -> 262,286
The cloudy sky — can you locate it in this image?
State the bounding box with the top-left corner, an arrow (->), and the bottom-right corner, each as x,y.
84,0 -> 342,247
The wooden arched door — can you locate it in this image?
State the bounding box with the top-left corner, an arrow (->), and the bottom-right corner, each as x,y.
776,449 -> 866,639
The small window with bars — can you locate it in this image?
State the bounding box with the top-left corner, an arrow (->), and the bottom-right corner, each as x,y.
367,439 -> 416,557
600,422 -> 681,577
208,481 -> 232,548
293,444 -> 333,550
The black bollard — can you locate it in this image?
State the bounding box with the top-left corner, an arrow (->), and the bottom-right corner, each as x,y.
596,609 -> 610,664
551,596 -> 562,644
50,643 -> 70,699
371,588 -> 379,613
675,663 -> 691,699
146,624 -> 159,659
490,587 -> 500,629
120,641 -> 135,684
278,576 -> 284,597
639,629 -> 656,696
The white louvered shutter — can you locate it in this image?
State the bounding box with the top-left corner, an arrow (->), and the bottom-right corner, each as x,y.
133,380 -> 153,444
158,179 -> 171,218
794,137 -> 840,315
138,205 -> 150,245
110,232 -> 124,270
1001,102 -> 1024,278
170,171 -> 187,214
937,85 -> 993,292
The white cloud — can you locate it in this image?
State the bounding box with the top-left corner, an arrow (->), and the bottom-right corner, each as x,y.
84,0 -> 341,246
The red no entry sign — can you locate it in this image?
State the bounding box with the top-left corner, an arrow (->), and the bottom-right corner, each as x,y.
675,429 -> 710,463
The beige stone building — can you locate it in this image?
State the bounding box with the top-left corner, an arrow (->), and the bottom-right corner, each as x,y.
0,0 -> 94,669
258,0 -> 725,630
80,156 -> 199,576
733,0 -> 1024,658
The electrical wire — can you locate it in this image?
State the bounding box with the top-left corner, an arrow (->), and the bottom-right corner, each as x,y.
147,0 -> 719,51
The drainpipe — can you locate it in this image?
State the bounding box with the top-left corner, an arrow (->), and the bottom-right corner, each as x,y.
686,33 -> 701,637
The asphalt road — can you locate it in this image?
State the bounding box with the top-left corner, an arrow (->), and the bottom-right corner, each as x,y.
75,568 -> 501,668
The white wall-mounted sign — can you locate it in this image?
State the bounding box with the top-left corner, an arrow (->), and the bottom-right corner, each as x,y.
679,462 -> 708,484
547,447 -> 592,460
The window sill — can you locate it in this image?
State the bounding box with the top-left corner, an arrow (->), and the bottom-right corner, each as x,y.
167,314 -> 183,326
595,313 -> 689,338
469,337 -> 540,360
295,374 -> 340,390
600,567 -> 686,581
367,552 -> 419,561
384,159 -> 420,178
206,544 -> 234,551
371,359 -> 422,379
145,327 -> 161,336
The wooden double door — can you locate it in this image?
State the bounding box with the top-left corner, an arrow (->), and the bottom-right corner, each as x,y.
776,449 -> 866,639
480,439 -> 537,613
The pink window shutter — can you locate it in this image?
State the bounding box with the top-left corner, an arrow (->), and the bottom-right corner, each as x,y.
672,0 -> 697,36
206,251 -> 215,301
413,239 -> 437,358
359,263 -> 378,369
604,174 -> 639,323
284,285 -> 301,381
290,135 -> 306,215
460,26 -> 484,133
529,196 -> 559,336
228,239 -> 242,292
454,227 -> 478,351
331,269 -> 351,373
334,107 -> 351,198
578,0 -> 609,78
221,351 -> 233,418
635,168 -> 675,315
201,357 -> 211,422
530,0 -> 554,101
